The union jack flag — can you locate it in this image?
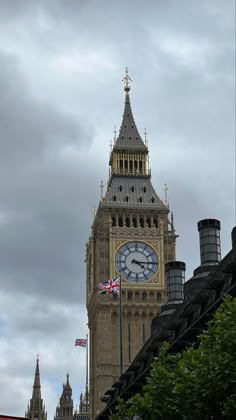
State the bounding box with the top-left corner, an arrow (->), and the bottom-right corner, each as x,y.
98,276 -> 120,295
75,338 -> 87,347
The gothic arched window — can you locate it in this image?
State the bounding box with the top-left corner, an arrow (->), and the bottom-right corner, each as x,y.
125,196 -> 129,202
127,291 -> 132,300
154,218 -> 158,228
146,218 -> 151,228
151,197 -> 155,203
143,186 -> 147,193
131,186 -> 135,192
119,185 -> 123,191
125,217 -> 130,227
118,217 -> 123,227
112,217 -> 116,227
139,197 -> 143,203
113,195 -> 117,202
156,292 -> 162,302
150,292 -> 155,301
140,217 -> 144,228
142,292 -> 147,301
139,161 -> 142,171
132,217 -> 137,228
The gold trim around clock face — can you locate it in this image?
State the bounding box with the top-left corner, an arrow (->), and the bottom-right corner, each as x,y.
115,241 -> 158,284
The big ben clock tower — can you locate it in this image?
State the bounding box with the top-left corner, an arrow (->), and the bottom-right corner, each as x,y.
86,69 -> 176,419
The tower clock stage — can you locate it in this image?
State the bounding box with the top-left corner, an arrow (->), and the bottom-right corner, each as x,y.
115,241 -> 158,283
86,69 -> 177,419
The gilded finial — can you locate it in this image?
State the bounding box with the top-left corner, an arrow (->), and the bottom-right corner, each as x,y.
171,211 -> 174,230
109,139 -> 113,154
113,126 -> 117,143
100,180 -> 104,198
122,67 -> 132,92
144,128 -> 148,146
163,184 -> 169,203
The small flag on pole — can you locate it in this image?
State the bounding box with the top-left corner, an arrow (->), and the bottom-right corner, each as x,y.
98,276 -> 120,295
75,338 -> 87,348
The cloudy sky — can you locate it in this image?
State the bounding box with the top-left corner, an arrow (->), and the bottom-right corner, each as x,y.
0,0 -> 235,417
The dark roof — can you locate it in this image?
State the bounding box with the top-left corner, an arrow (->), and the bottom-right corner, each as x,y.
113,92 -> 147,152
0,417 -> 30,420
97,228 -> 236,419
101,176 -> 167,210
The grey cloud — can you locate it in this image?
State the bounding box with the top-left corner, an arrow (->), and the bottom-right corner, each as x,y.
0,50 -> 95,305
0,52 -> 90,164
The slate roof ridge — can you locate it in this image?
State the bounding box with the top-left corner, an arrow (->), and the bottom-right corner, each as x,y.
101,175 -> 167,210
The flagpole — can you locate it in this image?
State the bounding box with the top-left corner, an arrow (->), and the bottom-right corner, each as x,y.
85,333 -> 88,410
119,276 -> 123,376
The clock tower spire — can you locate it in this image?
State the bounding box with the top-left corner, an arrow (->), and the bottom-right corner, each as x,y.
86,71 -> 177,418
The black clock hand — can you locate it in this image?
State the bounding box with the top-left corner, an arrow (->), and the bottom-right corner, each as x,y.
146,262 -> 158,265
136,261 -> 157,265
139,262 -> 145,269
134,260 -> 158,265
131,259 -> 146,269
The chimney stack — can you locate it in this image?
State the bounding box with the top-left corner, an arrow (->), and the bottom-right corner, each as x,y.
192,219 -> 221,276
151,261 -> 185,335
198,219 -> 221,266
166,261 -> 186,304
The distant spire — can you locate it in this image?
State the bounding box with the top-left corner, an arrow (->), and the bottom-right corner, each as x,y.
26,356 -> 47,420
62,372 -> 72,395
32,355 -> 41,402
54,374 -> 73,420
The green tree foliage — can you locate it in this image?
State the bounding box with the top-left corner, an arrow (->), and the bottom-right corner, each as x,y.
110,296 -> 236,420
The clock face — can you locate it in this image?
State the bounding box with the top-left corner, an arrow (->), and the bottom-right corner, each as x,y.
115,241 -> 158,283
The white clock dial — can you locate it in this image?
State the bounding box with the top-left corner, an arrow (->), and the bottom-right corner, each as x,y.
115,241 -> 158,283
